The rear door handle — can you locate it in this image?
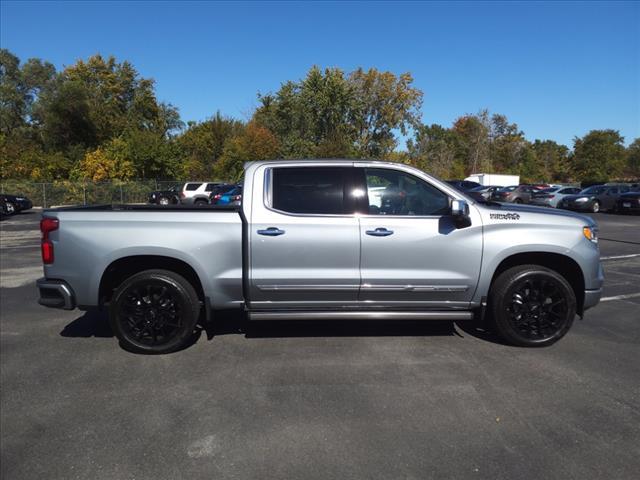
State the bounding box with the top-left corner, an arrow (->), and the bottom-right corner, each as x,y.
257,227 -> 286,236
366,228 -> 394,237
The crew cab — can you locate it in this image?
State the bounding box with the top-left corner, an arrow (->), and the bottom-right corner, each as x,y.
37,160 -> 604,353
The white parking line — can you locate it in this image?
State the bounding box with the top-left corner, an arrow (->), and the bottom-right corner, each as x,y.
600,292 -> 640,302
601,254 -> 640,261
0,245 -> 40,250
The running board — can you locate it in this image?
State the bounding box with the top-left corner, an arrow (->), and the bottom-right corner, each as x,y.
248,311 -> 474,321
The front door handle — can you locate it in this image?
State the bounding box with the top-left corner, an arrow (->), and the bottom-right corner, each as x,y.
366,228 -> 394,237
257,227 -> 286,236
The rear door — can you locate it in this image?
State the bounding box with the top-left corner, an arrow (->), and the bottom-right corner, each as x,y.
248,165 -> 362,309
357,166 -> 483,309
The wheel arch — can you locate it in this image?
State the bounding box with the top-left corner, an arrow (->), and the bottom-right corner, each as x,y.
99,255 -> 205,306
487,252 -> 585,314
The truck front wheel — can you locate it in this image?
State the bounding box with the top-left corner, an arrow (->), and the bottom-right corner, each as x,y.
489,265 -> 576,347
109,269 -> 200,354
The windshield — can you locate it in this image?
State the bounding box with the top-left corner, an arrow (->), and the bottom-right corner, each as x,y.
581,186 -> 606,195
540,187 -> 560,193
499,186 -> 517,192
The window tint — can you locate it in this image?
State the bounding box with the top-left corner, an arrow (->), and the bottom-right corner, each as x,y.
365,168 -> 449,216
271,167 -> 348,214
205,183 -> 218,192
609,187 -> 618,194
185,183 -> 202,191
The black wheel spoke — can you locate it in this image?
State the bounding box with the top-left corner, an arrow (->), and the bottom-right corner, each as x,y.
505,273 -> 571,340
117,280 -> 184,347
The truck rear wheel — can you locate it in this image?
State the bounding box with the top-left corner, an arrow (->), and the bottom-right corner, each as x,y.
489,265 -> 576,347
109,269 -> 200,354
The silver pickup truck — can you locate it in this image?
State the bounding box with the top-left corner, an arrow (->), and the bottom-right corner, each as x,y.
37,160 -> 604,353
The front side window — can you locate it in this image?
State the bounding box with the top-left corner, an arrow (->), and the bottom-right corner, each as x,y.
365,168 -> 449,216
271,167 -> 350,215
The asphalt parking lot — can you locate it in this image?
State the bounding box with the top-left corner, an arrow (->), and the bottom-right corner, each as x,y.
1,209 -> 639,479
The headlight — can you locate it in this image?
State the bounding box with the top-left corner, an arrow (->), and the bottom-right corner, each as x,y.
575,197 -> 589,203
583,226 -> 598,243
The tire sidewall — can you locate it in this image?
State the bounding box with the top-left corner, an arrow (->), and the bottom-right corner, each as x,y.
491,267 -> 576,347
109,270 -> 200,354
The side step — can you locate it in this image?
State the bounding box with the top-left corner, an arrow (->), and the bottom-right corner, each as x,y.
248,311 -> 474,321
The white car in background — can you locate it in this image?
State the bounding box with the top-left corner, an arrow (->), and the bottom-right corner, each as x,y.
179,182 -> 223,205
530,186 -> 582,208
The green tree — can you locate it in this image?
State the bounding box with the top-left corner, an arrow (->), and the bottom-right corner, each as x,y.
348,68 -> 423,157
572,130 -> 626,182
407,124 -> 463,179
176,112 -> 244,178
452,111 -> 491,174
254,66 -> 422,159
0,48 -> 56,134
531,140 -> 570,182
626,138 -> 640,177
215,122 -> 280,181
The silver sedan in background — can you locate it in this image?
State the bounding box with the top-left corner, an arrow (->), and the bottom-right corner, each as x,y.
530,186 -> 581,208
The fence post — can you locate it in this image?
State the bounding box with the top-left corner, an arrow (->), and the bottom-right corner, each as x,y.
42,183 -> 47,208
83,184 -> 87,205
120,184 -> 123,204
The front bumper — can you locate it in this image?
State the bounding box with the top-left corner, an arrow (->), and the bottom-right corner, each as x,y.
559,200 -> 593,211
583,288 -> 602,311
37,278 -> 75,310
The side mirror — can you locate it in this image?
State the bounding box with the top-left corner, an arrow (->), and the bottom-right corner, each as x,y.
451,199 -> 471,228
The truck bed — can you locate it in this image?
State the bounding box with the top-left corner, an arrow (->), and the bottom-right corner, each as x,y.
41,205 -> 244,309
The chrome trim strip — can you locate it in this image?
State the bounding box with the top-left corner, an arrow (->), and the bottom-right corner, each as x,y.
257,284 -> 359,291
361,284 -> 469,292
248,311 -> 474,321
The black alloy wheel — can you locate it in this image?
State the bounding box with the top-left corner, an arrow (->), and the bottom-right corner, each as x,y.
490,265 -> 576,347
109,270 -> 200,354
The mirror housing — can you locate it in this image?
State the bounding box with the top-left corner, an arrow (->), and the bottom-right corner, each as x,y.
451,199 -> 471,228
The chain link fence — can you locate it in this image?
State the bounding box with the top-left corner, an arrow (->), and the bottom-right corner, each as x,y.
0,180 -> 182,208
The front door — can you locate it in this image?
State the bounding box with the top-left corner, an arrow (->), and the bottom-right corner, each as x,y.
249,165 -> 361,310
357,167 -> 483,309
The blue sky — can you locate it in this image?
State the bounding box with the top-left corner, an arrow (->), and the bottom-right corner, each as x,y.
1,0 -> 639,147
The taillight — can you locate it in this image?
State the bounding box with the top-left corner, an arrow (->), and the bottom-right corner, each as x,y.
233,195 -> 242,201
547,194 -> 555,199
40,217 -> 59,264
214,194 -> 221,199
180,192 -> 185,198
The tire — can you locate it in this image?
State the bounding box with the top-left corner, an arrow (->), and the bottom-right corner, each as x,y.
159,197 -> 170,206
194,199 -> 208,206
109,269 -> 201,354
514,198 -> 523,204
5,202 -> 16,215
591,201 -> 600,213
489,265 -> 576,347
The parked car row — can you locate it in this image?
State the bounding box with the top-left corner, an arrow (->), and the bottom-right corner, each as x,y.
1,193 -> 33,218
148,182 -> 243,206
445,179 -> 639,215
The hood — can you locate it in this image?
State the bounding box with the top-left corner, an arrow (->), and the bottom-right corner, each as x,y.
475,201 -> 596,227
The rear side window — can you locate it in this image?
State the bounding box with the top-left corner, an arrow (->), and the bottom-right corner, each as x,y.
271,167 -> 349,215
185,183 -> 202,191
